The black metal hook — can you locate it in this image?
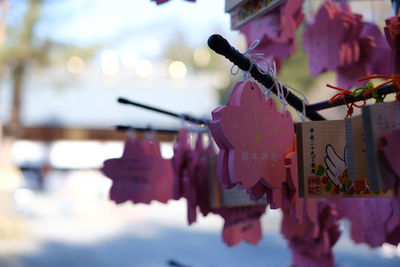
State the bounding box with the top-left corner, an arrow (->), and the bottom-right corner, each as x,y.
117,97 -> 209,125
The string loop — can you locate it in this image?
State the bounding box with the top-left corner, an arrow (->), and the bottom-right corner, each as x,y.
230,39 -> 272,80
327,84 -> 366,118
268,61 -> 289,111
358,74 -> 400,100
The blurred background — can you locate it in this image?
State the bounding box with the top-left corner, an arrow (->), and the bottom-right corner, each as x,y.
0,0 -> 399,266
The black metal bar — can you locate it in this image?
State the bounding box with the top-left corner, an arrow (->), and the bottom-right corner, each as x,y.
117,97 -> 208,125
307,83 -> 395,112
167,259 -> 191,267
207,34 -> 326,121
115,125 -> 178,133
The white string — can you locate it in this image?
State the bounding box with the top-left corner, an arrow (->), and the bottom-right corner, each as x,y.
266,60 -> 308,121
268,61 -> 288,110
229,41 -> 309,120
242,54 -> 254,81
230,39 -> 272,80
284,84 -> 309,122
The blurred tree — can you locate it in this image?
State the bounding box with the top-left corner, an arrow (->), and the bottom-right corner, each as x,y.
0,0 -> 99,136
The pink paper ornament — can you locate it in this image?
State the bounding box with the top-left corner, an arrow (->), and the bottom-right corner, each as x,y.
282,202 -> 341,267
283,138 -> 318,225
216,205 -> 267,247
331,198 -> 393,247
303,1 -> 350,75
240,0 -> 304,61
304,1 -> 391,88
101,138 -> 173,204
222,219 -> 262,247
185,133 -> 207,224
385,184 -> 400,246
172,128 -> 191,200
210,81 -> 294,204
361,23 -> 392,76
172,131 -> 268,246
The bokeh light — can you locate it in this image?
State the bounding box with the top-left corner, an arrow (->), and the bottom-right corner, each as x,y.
100,49 -> 120,76
66,56 -> 84,74
168,61 -> 187,79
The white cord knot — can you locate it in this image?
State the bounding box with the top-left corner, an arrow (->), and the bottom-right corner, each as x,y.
230,39 -> 272,81
268,61 -> 288,111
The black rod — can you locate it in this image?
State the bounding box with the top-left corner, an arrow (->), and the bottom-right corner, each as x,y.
207,34 -> 326,121
115,125 -> 178,133
306,83 -> 395,112
117,97 -> 208,125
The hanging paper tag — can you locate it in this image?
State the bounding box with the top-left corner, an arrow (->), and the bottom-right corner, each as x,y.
239,0 -> 304,60
222,218 -> 262,247
303,1 -> 389,89
281,203 -> 341,267
296,118 -> 393,198
172,128 -> 191,200
217,205 -> 266,247
210,81 -> 294,203
332,198 -> 393,247
101,138 -> 173,204
283,137 -> 318,224
208,154 -> 267,208
363,101 -> 400,190
207,147 -> 267,246
303,1 -> 351,76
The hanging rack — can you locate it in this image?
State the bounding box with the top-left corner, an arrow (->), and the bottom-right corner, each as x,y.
207,34 -> 397,121
118,97 -> 209,125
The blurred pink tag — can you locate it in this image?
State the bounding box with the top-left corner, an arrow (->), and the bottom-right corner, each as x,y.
240,0 -> 304,60
283,139 -> 318,225
222,219 -> 262,247
196,141 -> 215,216
385,184 -> 400,245
303,1 -> 350,75
282,202 -> 340,267
216,205 -> 266,247
304,1 -> 390,88
172,128 -> 191,200
383,133 -> 400,247
362,22 -> 392,75
185,133 -> 207,224
333,198 -> 392,247
101,138 -> 173,204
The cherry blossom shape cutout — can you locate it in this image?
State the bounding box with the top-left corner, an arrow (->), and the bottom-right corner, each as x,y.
303,1 -> 351,75
101,138 -> 173,204
211,81 -> 294,190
